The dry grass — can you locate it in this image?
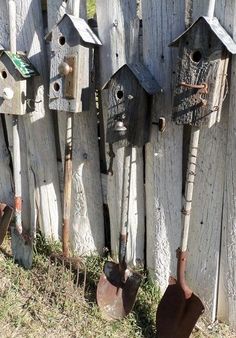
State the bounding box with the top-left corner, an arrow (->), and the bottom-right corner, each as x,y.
0,235 -> 235,338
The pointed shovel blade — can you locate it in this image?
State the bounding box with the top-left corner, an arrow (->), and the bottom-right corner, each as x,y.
96,261 -> 142,320
156,284 -> 204,338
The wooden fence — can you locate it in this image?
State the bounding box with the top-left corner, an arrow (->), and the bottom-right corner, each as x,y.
0,0 -> 235,329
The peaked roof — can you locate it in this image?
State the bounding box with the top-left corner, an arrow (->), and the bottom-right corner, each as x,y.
103,63 -> 162,95
170,16 -> 236,54
45,14 -> 102,46
0,51 -> 39,78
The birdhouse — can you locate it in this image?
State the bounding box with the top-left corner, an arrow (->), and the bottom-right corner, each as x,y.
45,14 -> 102,113
0,50 -> 39,115
102,63 -> 161,147
170,16 -> 236,128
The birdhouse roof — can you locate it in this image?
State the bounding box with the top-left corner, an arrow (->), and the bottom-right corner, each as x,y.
103,63 -> 162,95
170,16 -> 236,54
0,51 -> 39,78
0,43 -> 4,51
45,14 -> 102,46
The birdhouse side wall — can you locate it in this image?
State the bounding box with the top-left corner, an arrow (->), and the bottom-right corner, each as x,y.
49,24 -> 90,113
106,66 -> 151,147
173,20 -> 228,127
0,55 -> 26,115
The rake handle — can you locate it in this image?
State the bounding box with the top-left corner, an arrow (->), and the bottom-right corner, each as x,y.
62,112 -> 73,257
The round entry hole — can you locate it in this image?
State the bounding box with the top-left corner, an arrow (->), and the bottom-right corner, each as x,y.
1,70 -> 7,79
59,36 -> 66,45
191,50 -> 202,63
117,90 -> 124,99
53,82 -> 60,92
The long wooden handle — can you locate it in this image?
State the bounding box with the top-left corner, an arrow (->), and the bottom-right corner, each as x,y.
181,127 -> 200,252
62,112 -> 73,257
119,146 -> 132,267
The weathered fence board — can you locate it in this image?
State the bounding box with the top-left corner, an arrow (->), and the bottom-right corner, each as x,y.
47,0 -> 104,255
96,0 -> 145,265
0,0 -> 62,267
179,0 -> 229,321
217,0 -> 236,329
142,0 -> 184,292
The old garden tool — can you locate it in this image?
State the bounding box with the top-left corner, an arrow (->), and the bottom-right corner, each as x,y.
51,113 -> 83,268
156,128 -> 204,338
0,203 -> 13,246
97,146 -> 142,320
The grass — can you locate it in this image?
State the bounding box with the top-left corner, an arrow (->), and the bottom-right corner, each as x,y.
0,234 -> 235,338
87,0 -> 96,18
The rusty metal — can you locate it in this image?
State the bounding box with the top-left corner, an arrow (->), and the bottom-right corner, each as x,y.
156,250 -> 204,338
0,203 -> 13,246
97,146 -> 142,320
179,82 -> 208,107
63,55 -> 77,99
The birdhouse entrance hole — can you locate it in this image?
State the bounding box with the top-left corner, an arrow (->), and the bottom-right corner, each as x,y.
191,50 -> 202,63
53,82 -> 60,92
116,90 -> 124,99
1,70 -> 7,79
59,36 -> 66,46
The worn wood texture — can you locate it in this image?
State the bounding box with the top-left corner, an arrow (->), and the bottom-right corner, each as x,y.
96,0 -> 145,265
47,0 -> 104,255
142,0 -> 184,292
0,0 -> 62,267
182,0 -> 229,321
104,65 -> 152,146
216,0 -> 236,329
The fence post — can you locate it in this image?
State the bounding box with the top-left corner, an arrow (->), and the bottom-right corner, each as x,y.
47,0 -> 105,255
96,0 -> 145,265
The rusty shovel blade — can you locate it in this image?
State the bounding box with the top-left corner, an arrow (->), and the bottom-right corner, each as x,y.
96,261 -> 142,320
0,203 -> 13,246
156,284 -> 204,338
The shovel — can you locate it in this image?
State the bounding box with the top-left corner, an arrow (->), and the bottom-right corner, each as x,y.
156,127 -> 204,338
0,203 -> 13,246
96,146 -> 142,320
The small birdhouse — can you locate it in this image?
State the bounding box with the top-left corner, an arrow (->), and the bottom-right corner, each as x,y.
45,14 -> 102,113
103,63 -> 161,147
170,16 -> 236,128
0,50 -> 39,115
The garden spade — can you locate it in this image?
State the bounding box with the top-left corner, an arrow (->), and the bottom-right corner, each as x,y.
97,146 -> 142,320
156,128 -> 204,338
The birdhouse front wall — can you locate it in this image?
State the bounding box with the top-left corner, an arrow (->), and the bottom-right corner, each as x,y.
106,67 -> 151,147
0,55 -> 26,115
49,24 -> 90,113
173,20 -> 229,128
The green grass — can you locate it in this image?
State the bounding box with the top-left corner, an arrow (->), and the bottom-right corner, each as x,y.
87,0 -> 96,18
0,235 -> 235,338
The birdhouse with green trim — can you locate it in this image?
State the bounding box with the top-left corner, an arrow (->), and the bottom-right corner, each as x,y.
170,16 -> 236,128
0,50 -> 39,115
45,14 -> 102,113
102,63 -> 161,147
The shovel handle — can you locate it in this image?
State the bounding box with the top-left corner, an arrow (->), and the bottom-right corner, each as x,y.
119,146 -> 132,267
181,127 -> 200,252
177,249 -> 193,299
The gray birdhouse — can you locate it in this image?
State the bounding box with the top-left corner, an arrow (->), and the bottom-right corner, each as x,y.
103,63 -> 161,147
170,16 -> 236,128
45,14 -> 102,113
0,50 -> 39,115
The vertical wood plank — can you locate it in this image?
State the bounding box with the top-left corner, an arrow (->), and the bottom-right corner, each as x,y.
0,0 -> 62,267
183,0 -> 229,321
217,0 -> 236,329
47,0 -> 105,255
96,0 -> 145,265
142,0 -> 184,292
